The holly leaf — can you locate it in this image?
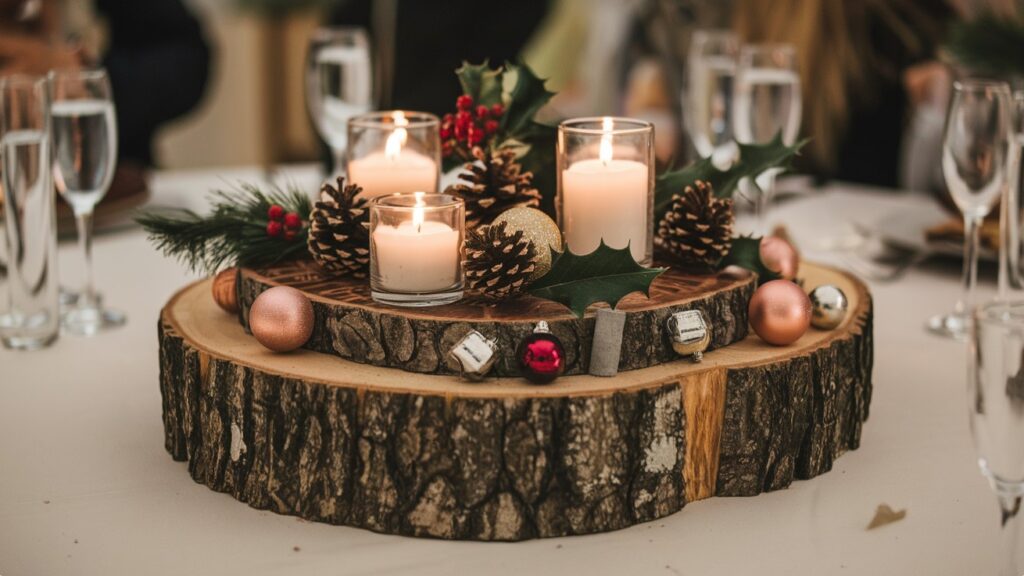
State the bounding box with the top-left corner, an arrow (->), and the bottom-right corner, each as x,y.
456,60 -> 504,106
655,133 -> 805,217
529,242 -> 666,318
720,236 -> 780,283
500,60 -> 556,139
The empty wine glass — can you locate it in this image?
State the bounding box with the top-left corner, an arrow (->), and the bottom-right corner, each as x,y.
305,27 -> 372,176
684,29 -> 739,167
732,43 -> 802,232
970,300 -> 1024,575
929,80 -> 1012,339
48,68 -> 125,336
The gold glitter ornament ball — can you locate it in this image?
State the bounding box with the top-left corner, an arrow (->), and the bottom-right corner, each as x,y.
491,207 -> 563,280
249,286 -> 314,352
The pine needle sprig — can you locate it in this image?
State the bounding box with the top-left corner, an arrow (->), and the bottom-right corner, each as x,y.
135,181 -> 313,275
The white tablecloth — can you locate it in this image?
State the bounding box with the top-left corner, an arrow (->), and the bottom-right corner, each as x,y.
0,166 -> 1001,575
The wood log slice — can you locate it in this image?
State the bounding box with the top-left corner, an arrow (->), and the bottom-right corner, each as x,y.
159,262 -> 872,541
237,260 -> 756,376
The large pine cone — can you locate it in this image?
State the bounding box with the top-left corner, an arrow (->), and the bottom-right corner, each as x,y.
465,220 -> 538,300
654,180 -> 734,270
307,177 -> 370,277
446,147 -> 542,229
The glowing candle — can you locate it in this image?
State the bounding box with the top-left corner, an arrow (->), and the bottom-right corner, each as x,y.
347,111 -> 439,198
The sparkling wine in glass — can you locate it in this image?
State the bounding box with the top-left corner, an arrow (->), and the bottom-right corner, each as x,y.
732,44 -> 802,232
305,27 -> 372,176
929,80 -> 1011,339
1,75 -> 59,349
970,300 -> 1024,575
48,68 -> 125,336
685,30 -> 738,167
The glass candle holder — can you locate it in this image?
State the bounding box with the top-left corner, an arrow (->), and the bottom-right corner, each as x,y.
370,192 -> 464,307
347,111 -> 440,199
557,117 -> 655,265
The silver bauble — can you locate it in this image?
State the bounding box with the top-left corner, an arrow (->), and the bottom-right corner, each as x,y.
809,285 -> 848,330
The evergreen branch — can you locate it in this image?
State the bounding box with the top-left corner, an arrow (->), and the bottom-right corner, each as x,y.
136,182 -> 312,275
947,13 -> 1024,77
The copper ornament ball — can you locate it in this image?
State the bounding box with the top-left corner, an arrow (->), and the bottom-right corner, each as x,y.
211,268 -> 240,313
249,286 -> 314,352
748,279 -> 812,346
759,236 -> 799,280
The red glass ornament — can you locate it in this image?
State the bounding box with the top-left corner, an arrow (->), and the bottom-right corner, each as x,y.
267,204 -> 285,221
517,324 -> 565,384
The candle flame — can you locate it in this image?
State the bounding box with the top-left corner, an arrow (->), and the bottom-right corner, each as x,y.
412,191 -> 425,233
599,116 -> 614,164
385,111 -> 409,161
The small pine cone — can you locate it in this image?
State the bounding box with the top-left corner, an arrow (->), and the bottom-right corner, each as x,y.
307,176 -> 370,277
465,220 -> 538,300
654,180 -> 734,270
446,147 -> 542,229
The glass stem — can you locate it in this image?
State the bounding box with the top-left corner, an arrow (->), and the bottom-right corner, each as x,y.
957,214 -> 982,318
755,169 -> 778,235
75,210 -> 98,310
998,495 -> 1023,576
332,146 -> 346,177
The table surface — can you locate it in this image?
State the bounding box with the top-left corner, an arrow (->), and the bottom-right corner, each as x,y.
0,166 -> 1001,575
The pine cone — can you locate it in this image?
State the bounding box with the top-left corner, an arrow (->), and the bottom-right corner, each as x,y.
465,220 -> 538,300
446,148 -> 542,229
654,180 -> 734,270
307,177 -> 370,277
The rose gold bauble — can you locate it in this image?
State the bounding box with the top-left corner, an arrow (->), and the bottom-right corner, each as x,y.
759,236 -> 800,280
249,286 -> 314,352
211,268 -> 239,313
748,279 -> 812,346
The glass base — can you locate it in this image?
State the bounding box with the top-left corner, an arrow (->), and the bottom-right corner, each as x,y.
62,306 -> 126,336
371,289 -> 463,308
1,331 -> 58,351
926,313 -> 969,340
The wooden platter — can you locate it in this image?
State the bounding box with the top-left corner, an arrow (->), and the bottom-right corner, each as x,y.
158,262 -> 872,541
237,260 -> 756,376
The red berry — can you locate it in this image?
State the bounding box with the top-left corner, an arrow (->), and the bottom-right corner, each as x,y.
283,212 -> 302,229
454,123 -> 468,141
456,94 -> 473,111
266,220 -> 283,238
490,103 -> 504,117
455,110 -> 471,125
440,126 -> 452,140
484,120 -> 499,134
283,229 -> 297,242
442,140 -> 455,156
267,204 -> 285,221
468,127 -> 484,145
475,105 -> 489,119
443,113 -> 454,123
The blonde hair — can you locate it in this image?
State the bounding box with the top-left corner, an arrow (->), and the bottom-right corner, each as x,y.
733,0 -> 932,172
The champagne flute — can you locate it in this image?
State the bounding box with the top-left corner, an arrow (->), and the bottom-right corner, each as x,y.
48,68 -> 125,335
929,80 -> 1011,339
0,75 -> 59,350
684,29 -> 739,167
970,300 -> 1024,575
732,43 -> 802,232
305,27 -> 372,176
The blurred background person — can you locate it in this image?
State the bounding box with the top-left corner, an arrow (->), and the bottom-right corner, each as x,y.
0,0 -> 210,212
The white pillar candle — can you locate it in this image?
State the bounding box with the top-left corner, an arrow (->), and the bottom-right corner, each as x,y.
373,220 -> 460,292
348,149 -> 437,199
348,111 -> 438,198
561,151 -> 649,262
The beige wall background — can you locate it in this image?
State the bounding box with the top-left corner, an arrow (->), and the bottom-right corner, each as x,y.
154,1 -> 322,170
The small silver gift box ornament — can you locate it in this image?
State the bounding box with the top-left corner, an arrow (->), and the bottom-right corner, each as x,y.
666,310 -> 711,362
447,330 -> 498,381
